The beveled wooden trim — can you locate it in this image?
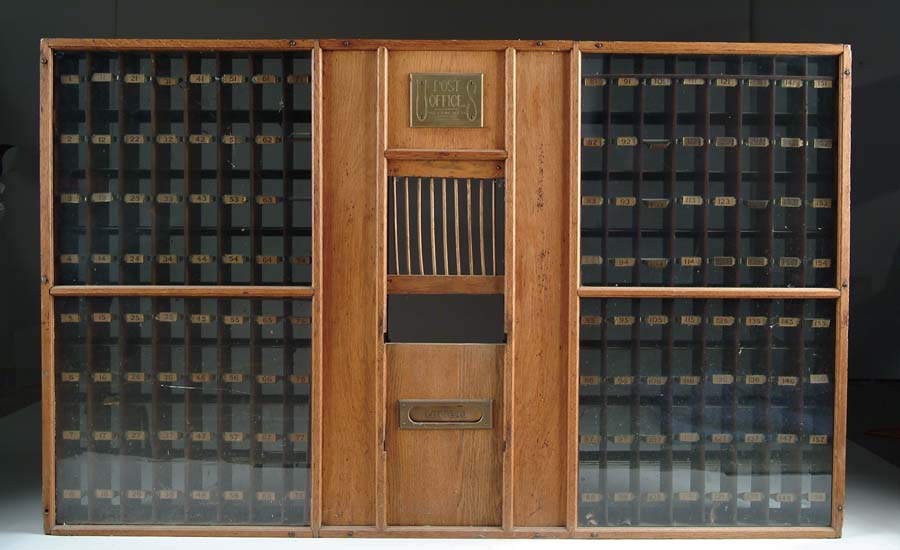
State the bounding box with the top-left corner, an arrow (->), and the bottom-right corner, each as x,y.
49,524 -> 839,539
43,38 -> 316,51
577,286 -> 842,299
579,41 -> 845,55
387,275 -> 504,294
502,46 -> 516,532
573,527 -> 838,539
565,43 -> 581,533
39,38 -> 56,534
310,41 -> 324,537
832,44 -> 852,536
388,159 -> 504,180
374,46 -> 389,531
43,39 -> 845,57
49,285 -> 315,297
51,525 -> 313,537
385,148 -> 507,161
320,39 -> 573,51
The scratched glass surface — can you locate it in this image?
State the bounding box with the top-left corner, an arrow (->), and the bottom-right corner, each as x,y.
55,297 -> 312,525
54,51 -> 313,286
581,54 -> 837,287
578,298 -> 834,526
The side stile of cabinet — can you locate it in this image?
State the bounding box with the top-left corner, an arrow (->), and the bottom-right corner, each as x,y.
502,46 -> 516,532
310,41 -> 324,536
320,47 -> 379,527
512,49 -> 570,527
831,44 -> 852,536
40,38 -> 57,534
566,42 -> 581,532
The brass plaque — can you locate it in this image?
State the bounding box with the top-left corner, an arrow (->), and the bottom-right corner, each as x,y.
746,136 -> 770,148
223,194 -> 248,205
410,73 -> 483,128
712,196 -> 736,207
680,136 -> 704,147
714,136 -> 737,148
399,399 -> 492,429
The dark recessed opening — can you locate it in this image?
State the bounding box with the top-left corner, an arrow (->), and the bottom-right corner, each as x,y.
387,294 -> 504,343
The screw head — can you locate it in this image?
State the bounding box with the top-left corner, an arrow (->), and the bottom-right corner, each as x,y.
40,275 -> 48,284
595,43 -> 603,48
342,40 -> 350,46
843,69 -> 851,76
40,57 -> 48,65
536,40 -> 544,46
288,39 -> 296,47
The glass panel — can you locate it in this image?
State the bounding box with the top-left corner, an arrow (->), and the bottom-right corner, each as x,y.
387,176 -> 505,276
55,50 -> 313,285
578,298 -> 834,526
55,297 -> 312,525
581,54 -> 838,287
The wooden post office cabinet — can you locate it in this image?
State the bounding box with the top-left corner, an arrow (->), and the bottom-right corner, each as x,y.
39,39 -> 851,538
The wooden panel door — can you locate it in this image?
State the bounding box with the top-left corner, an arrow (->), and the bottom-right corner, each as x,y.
386,343 -> 503,526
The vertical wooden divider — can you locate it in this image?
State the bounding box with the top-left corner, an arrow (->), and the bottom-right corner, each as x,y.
310,42 -> 324,536
40,39 -> 57,534
502,47 -> 516,532
566,43 -> 581,532
320,47 -> 379,526
375,46 -> 388,531
831,45 -> 851,536
512,49 -> 570,527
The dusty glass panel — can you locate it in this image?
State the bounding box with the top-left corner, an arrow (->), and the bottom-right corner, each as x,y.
54,50 -> 313,285
581,54 -> 837,287
55,297 -> 312,525
578,298 -> 834,526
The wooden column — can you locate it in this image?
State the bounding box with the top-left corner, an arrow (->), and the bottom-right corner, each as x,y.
512,50 -> 571,527
320,49 -> 379,526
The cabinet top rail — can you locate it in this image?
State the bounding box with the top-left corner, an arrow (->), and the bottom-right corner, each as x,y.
40,38 -> 848,55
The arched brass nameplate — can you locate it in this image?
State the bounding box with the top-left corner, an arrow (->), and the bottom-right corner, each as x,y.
399,399 -> 493,430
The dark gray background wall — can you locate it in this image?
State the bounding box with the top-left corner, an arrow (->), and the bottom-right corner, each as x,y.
0,1 -> 895,402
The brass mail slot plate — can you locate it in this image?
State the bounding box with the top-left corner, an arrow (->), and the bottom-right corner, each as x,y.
410,73 -> 483,128
399,399 -> 493,430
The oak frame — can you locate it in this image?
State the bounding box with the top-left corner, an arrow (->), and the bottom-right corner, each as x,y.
39,39 -> 850,539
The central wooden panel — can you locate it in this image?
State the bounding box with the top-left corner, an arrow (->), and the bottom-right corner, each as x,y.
386,344 -> 503,526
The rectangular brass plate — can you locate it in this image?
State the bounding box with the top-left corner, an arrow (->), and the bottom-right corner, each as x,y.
399,399 -> 492,429
410,73 -> 483,128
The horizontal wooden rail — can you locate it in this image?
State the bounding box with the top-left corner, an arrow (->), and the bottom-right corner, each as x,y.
577,286 -> 841,299
51,525 -> 314,537
385,148 -> 507,161
49,285 -> 315,298
43,38 -> 316,51
579,41 -> 845,56
387,275 -> 504,295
